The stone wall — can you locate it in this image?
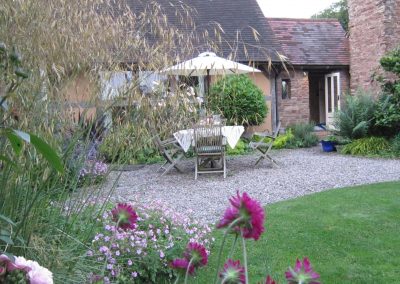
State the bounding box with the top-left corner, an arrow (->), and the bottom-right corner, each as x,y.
349,0 -> 400,95
277,70 -> 310,127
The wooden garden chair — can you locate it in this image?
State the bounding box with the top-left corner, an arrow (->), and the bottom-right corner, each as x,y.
249,122 -> 281,166
193,123 -> 226,179
152,133 -> 185,176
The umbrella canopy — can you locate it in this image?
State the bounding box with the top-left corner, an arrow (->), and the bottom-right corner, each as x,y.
161,52 -> 261,76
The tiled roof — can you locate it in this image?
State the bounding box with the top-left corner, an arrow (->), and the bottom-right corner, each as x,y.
267,18 -> 349,66
126,0 -> 283,62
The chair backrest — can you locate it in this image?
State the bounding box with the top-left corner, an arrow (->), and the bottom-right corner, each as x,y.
193,124 -> 223,154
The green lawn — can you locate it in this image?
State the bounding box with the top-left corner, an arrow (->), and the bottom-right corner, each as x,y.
194,181 -> 400,283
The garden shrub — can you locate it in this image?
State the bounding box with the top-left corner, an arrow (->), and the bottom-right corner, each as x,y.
88,202 -> 212,283
373,47 -> 400,136
286,123 -> 319,148
334,91 -> 376,139
341,137 -> 390,156
208,75 -> 268,126
227,139 -> 249,155
99,123 -> 163,165
253,129 -> 294,149
391,133 -> 400,156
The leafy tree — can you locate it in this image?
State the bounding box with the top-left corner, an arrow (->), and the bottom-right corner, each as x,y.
312,0 -> 349,31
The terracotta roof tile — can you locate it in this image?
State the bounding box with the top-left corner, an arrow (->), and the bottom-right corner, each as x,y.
267,18 -> 349,66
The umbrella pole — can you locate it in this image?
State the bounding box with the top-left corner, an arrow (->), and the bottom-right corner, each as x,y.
206,69 -> 210,110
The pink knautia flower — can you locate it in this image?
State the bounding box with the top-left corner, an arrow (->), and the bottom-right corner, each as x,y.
265,275 -> 276,284
285,257 -> 320,284
170,258 -> 195,275
219,259 -> 245,284
183,242 -> 208,267
111,203 -> 138,230
217,191 -> 265,241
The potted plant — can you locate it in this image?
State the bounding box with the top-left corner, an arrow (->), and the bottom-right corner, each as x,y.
321,135 -> 338,152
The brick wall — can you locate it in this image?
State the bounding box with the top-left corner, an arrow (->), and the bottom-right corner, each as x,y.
277,70 -> 310,127
349,0 -> 400,94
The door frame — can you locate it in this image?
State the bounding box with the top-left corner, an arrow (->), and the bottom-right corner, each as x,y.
324,72 -> 341,128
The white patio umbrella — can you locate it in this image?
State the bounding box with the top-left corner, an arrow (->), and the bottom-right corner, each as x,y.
161,52 -> 261,96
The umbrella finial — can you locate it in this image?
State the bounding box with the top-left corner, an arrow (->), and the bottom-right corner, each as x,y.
199,52 -> 216,57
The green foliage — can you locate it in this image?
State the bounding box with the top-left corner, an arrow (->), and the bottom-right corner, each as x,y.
227,139 -> 249,155
286,123 -> 319,148
391,133 -> 400,156
312,0 -> 349,31
341,137 -> 390,156
334,92 -> 376,139
273,129 -> 294,149
373,47 -> 400,136
209,75 -> 268,126
380,47 -> 400,75
254,129 -> 294,149
100,123 -> 163,165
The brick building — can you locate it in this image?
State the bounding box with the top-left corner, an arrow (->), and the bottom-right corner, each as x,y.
268,18 -> 350,128
349,0 -> 400,95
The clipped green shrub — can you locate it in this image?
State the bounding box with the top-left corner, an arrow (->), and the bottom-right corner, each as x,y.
227,139 -> 249,155
341,137 -> 390,156
286,123 -> 319,148
209,75 -> 268,126
100,123 -> 163,165
334,92 -> 376,139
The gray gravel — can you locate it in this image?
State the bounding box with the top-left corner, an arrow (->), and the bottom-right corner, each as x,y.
99,147 -> 400,223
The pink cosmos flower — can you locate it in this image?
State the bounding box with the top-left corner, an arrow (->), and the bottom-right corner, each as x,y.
111,203 -> 138,230
285,257 -> 320,284
170,258 -> 194,275
219,259 -> 245,284
265,275 -> 276,284
183,242 -> 208,267
217,191 -> 265,240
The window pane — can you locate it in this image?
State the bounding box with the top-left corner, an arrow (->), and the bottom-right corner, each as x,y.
327,77 -> 332,112
334,76 -> 338,110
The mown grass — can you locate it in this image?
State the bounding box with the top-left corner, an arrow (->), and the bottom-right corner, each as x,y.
194,181 -> 400,283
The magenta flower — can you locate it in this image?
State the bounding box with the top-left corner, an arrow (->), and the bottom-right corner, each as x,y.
183,242 -> 208,267
111,203 -> 138,230
170,258 -> 194,275
219,259 -> 245,284
285,257 -> 320,284
217,191 -> 265,240
265,275 -> 276,284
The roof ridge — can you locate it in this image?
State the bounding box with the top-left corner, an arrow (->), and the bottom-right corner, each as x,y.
267,17 -> 340,23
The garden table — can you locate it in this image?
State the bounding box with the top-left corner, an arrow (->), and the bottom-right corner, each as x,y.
173,125 -> 244,152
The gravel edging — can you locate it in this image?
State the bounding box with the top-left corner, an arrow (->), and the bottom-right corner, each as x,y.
97,147 -> 400,224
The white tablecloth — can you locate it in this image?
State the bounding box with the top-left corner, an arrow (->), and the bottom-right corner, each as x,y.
173,126 -> 245,152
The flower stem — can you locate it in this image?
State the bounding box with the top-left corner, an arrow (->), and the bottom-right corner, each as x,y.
213,218 -> 243,284
228,233 -> 239,258
241,233 -> 249,284
174,275 -> 180,284
184,257 -> 194,284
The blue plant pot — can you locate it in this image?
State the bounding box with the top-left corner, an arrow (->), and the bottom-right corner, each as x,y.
321,140 -> 337,152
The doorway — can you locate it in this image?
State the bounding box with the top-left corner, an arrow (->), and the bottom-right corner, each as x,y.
325,72 -> 341,128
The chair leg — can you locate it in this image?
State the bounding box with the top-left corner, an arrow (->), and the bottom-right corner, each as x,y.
223,154 -> 226,179
266,154 -> 278,166
195,157 -> 198,180
161,163 -> 175,176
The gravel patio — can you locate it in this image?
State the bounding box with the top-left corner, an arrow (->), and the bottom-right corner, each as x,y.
100,147 -> 400,223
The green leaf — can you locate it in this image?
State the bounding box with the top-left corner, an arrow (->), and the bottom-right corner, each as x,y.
30,134 -> 64,173
0,214 -> 16,226
0,235 -> 14,245
13,129 -> 30,143
6,132 -> 23,155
